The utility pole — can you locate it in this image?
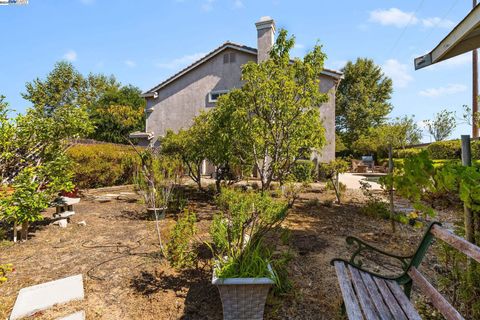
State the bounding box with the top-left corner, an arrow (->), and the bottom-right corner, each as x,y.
473,0 -> 479,138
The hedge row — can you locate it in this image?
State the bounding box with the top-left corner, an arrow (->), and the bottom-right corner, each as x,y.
394,140 -> 480,160
67,144 -> 140,189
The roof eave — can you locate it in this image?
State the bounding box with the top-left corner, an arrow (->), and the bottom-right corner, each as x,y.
143,42 -> 343,95
415,3 -> 480,70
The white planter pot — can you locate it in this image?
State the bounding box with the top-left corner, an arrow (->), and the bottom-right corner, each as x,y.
212,264 -> 275,320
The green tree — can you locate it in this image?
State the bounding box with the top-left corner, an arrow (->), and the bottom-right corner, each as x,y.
23,61 -> 144,144
213,29 -> 327,191
352,116 -> 422,156
336,58 -> 393,149
161,115 -> 210,190
88,85 -> 146,143
0,95 -> 92,241
23,61 -> 89,117
204,98 -> 254,192
423,109 -> 456,141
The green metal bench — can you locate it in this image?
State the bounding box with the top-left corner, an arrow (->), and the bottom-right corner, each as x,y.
331,222 -> 480,320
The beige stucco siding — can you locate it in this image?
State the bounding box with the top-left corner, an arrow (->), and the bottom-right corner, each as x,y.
146,49 -> 256,139
145,49 -> 338,163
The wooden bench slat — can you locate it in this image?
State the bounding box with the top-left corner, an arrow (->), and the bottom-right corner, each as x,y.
348,265 -> 380,320
408,267 -> 464,320
372,277 -> 409,320
431,225 -> 480,264
334,262 -> 364,320
358,271 -> 394,320
385,279 -> 423,320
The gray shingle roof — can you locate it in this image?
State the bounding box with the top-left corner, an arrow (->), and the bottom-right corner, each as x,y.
143,41 -> 342,96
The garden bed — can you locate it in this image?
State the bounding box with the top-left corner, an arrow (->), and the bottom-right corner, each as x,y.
0,183 -> 455,319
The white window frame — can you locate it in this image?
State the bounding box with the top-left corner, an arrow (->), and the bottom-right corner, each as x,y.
208,89 -> 229,103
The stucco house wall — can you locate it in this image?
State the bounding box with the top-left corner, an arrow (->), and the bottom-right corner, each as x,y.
145,48 -> 256,140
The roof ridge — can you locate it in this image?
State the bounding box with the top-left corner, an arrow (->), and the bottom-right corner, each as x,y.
143,42 -> 341,95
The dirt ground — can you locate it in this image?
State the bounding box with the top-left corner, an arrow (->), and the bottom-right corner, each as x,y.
0,183 -> 457,319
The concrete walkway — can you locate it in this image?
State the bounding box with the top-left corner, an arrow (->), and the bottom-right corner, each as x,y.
339,173 -> 384,190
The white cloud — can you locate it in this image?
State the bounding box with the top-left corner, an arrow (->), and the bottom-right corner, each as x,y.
369,8 -> 418,28
202,0 -> 214,11
369,8 -> 455,29
233,0 -> 243,8
155,52 -> 206,70
124,60 -> 136,68
422,17 -> 455,29
382,59 -> 413,88
419,83 -> 467,97
63,50 -> 77,62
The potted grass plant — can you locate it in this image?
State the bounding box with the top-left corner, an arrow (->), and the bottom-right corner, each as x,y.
210,189 -> 289,320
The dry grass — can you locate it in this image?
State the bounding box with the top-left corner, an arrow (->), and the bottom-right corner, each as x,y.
0,184 -> 434,319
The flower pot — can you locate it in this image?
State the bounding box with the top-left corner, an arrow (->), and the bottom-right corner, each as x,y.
147,207 -> 166,219
212,264 -> 275,320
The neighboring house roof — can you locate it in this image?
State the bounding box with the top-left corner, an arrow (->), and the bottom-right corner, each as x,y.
142,41 -> 343,97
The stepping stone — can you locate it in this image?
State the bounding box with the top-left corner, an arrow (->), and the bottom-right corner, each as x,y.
94,196 -> 111,203
103,193 -> 120,198
10,275 -> 84,320
52,219 -> 68,228
58,311 -> 85,320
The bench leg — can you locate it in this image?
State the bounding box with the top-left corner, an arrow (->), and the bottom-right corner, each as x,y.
403,280 -> 413,299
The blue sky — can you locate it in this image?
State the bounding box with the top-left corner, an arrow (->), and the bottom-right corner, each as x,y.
0,0 -> 475,141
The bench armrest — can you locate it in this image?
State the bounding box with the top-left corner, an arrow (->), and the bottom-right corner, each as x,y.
345,236 -> 412,271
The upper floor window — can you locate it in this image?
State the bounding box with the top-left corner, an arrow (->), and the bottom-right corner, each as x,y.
208,90 -> 229,103
223,52 -> 236,64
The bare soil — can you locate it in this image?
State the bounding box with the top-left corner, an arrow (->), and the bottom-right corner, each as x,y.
0,184 -> 458,319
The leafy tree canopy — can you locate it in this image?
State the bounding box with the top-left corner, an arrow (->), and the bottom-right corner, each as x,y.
336,58 -> 393,149
423,109 -> 456,142
212,29 -> 328,190
352,116 -> 422,156
23,61 -> 145,144
88,85 -> 145,143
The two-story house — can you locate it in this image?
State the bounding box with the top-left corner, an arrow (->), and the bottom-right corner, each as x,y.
131,17 -> 342,175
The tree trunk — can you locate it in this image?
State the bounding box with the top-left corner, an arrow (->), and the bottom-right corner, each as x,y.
21,221 -> 29,241
13,221 -> 17,243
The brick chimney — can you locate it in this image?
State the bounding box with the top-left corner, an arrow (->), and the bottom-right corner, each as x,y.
255,16 -> 275,63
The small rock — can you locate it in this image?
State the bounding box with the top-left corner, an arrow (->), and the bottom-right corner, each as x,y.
77,221 -> 87,226
53,219 -> 68,228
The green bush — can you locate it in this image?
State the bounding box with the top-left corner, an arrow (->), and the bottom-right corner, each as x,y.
67,143 -> 140,188
290,160 -> 315,182
426,140 -> 461,159
166,209 -> 197,269
393,148 -> 422,158
472,141 -> 480,160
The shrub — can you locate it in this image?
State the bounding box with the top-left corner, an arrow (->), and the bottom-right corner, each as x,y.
290,160 -> 315,182
67,143 -> 140,188
211,189 -> 288,279
166,209 -> 197,269
426,140 -> 461,159
393,148 -> 422,158
472,141 -> 480,160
